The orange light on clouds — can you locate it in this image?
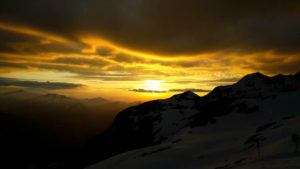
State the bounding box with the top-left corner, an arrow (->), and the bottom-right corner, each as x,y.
1,22 -> 284,102
0,22 -> 68,43
79,35 -> 211,61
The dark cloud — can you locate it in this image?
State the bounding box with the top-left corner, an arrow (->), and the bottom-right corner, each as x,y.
169,77 -> 241,84
53,57 -> 111,68
0,77 -> 83,89
0,29 -> 40,54
130,88 -> 210,93
105,51 -> 208,68
0,0 -> 299,55
242,55 -> 300,75
204,77 -> 241,83
28,62 -> 103,76
129,89 -> 167,93
0,61 -> 28,69
0,59 -> 143,81
91,76 -> 141,82
111,53 -> 146,63
0,29 -> 83,55
0,1 -> 299,79
96,47 -> 114,57
169,89 -> 211,92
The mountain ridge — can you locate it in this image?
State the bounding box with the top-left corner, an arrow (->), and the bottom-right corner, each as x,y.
82,72 -> 300,169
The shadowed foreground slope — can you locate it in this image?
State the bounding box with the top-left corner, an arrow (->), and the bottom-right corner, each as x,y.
84,72 -> 300,169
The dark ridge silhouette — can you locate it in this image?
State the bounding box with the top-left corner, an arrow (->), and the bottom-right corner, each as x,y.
79,71 -> 300,168
0,91 -> 137,169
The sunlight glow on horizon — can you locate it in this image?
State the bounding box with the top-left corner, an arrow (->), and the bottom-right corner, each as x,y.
143,80 -> 165,91
0,21 -> 286,102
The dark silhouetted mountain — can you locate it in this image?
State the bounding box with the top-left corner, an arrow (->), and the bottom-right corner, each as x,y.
0,91 -> 137,169
83,72 -> 300,169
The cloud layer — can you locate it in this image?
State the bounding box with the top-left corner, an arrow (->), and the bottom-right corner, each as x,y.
1,0 -> 300,55
130,88 -> 210,93
0,78 -> 83,89
0,0 -> 299,98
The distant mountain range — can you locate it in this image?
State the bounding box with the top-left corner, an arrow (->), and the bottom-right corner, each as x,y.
0,90 -> 138,169
83,72 -> 300,169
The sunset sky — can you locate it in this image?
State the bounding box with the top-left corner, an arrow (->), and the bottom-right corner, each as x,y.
0,0 -> 300,102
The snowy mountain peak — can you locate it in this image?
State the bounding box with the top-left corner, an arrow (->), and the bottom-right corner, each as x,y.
84,72 -> 300,168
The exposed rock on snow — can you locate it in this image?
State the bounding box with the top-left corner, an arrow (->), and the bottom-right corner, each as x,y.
85,72 -> 300,169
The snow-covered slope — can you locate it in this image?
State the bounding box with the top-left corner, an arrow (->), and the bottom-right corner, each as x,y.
85,72 -> 300,169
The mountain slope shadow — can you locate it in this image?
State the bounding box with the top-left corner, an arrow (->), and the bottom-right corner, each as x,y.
79,71 -> 300,168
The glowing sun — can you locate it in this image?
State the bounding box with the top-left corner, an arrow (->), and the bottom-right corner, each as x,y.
143,80 -> 166,92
